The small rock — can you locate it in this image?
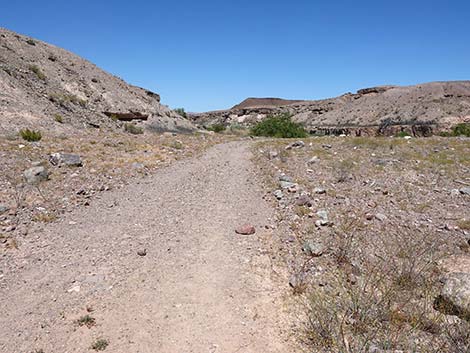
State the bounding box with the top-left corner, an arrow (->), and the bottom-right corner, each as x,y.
131,162 -> 145,170
322,144 -> 332,149
313,187 -> 326,194
285,141 -> 305,150
273,190 -> 284,200
235,224 -> 256,235
307,156 -> 320,164
268,151 -> 279,159
23,166 -> 49,184
0,205 -> 9,214
137,249 -> 147,257
375,213 -> 387,222
49,153 -> 83,167
279,174 -> 293,182
280,181 -> 297,189
302,240 -> 325,257
67,285 -> 81,293
365,213 -> 374,220
460,187 -> 470,196
316,210 -> 329,221
295,195 -> 313,207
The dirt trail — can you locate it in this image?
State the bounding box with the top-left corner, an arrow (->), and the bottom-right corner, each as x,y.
0,141 -> 292,353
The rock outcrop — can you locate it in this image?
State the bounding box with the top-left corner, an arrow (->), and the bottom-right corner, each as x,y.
0,27 -> 195,134
191,81 -> 470,136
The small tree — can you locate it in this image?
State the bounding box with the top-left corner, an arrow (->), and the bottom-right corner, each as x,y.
251,113 -> 307,138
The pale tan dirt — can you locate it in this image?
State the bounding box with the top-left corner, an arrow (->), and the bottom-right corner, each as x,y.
0,141 -> 294,353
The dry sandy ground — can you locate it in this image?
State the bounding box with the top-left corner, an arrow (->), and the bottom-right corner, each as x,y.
0,141 -> 293,353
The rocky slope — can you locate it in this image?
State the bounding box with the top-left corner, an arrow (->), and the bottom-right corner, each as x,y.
0,27 -> 195,134
192,82 -> 470,136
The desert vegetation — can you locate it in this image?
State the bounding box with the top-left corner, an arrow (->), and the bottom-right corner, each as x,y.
251,113 -> 308,138
254,136 -> 470,352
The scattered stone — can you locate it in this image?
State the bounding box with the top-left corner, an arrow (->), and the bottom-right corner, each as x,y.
295,195 -> 313,207
280,181 -> 297,190
375,213 -> 387,222
365,213 -> 374,221
302,240 -> 325,257
23,166 -> 49,184
235,224 -> 256,235
313,187 -> 326,194
285,141 -> 305,150
316,210 -> 329,221
450,189 -> 461,196
279,174 -> 293,182
49,153 -> 83,167
137,249 -> 147,257
268,151 -> 278,159
131,162 -> 145,170
307,156 -> 320,165
0,205 -> 9,214
460,187 -> 470,196
435,273 -> 470,321
273,190 -> 284,200
322,144 -> 332,149
67,285 -> 81,293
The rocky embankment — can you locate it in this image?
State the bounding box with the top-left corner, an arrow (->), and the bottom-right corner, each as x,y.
191,82 -> 470,136
0,27 -> 195,134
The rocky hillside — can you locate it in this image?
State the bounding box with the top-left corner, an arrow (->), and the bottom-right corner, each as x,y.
0,27 -> 195,134
192,82 -> 470,136
231,97 -> 305,110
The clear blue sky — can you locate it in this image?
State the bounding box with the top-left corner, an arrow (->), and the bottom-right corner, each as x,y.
2,0 -> 469,112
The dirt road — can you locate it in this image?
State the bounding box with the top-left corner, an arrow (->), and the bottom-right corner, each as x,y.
0,141 -> 292,353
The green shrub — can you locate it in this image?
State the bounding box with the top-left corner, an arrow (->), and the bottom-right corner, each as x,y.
53,114 -> 63,123
206,123 -> 225,133
91,338 -> 108,351
124,123 -> 144,135
396,131 -> 411,138
49,93 -> 86,107
452,123 -> 470,137
20,129 -> 42,142
29,65 -> 46,80
251,113 -> 308,138
174,108 -> 187,118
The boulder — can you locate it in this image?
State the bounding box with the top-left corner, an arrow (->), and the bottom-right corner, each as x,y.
302,240 -> 325,257
49,153 -> 83,167
435,273 -> 470,321
460,187 -> 470,196
23,166 -> 49,184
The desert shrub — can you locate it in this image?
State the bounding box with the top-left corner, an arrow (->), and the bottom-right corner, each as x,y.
304,222 -> 467,352
396,131 -> 411,138
20,129 -> 42,142
251,113 -> 307,138
206,123 -> 225,133
48,93 -> 86,107
29,65 -> 46,80
452,123 -> 470,137
91,338 -> 108,351
26,38 -> 36,46
76,314 -> 96,328
124,123 -> 144,135
174,108 -> 187,118
53,114 -> 63,123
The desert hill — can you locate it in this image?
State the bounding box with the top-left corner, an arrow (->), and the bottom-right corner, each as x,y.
0,27 -> 195,134
192,81 -> 470,135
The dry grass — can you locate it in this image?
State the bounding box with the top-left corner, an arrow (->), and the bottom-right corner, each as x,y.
253,136 -> 470,352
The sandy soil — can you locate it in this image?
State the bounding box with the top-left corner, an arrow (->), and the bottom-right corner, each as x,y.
0,141 -> 293,353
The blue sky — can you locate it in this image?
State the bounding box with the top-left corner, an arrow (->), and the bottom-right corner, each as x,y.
2,0 -> 469,112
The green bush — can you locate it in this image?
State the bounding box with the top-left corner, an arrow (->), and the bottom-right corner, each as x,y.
251,113 -> 308,138
48,93 -> 87,107
53,114 -> 63,123
29,65 -> 46,80
452,123 -> 470,137
174,108 -> 187,118
206,123 -> 225,133
396,131 -> 411,138
124,123 -> 144,135
20,129 -> 42,142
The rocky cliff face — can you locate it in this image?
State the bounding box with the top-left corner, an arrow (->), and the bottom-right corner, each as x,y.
191,82 -> 470,136
0,27 -> 195,134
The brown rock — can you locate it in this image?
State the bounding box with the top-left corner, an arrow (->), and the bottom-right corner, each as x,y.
235,224 -> 256,235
